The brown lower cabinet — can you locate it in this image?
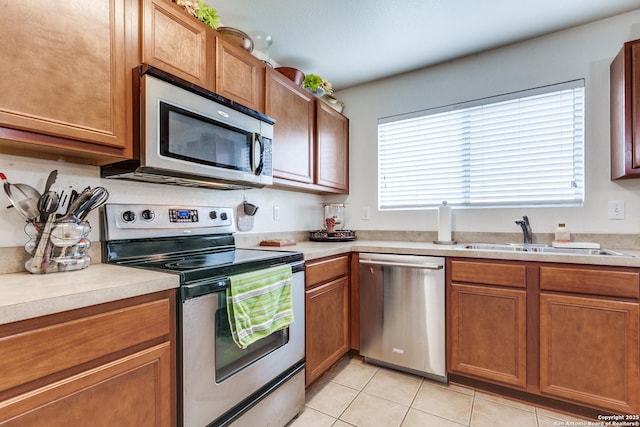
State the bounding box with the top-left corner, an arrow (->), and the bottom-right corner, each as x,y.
0,291 -> 176,426
539,265 -> 640,414
448,258 -> 640,414
305,254 -> 351,386
449,283 -> 527,388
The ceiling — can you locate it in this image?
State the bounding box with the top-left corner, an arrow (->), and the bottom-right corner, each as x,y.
209,1 -> 640,91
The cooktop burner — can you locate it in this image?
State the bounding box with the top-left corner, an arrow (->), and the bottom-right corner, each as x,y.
163,251 -> 236,270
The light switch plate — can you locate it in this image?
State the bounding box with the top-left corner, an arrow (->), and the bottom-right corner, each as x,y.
608,200 -> 625,220
361,206 -> 371,220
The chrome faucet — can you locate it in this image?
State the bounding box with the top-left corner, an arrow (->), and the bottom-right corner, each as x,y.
515,216 -> 532,244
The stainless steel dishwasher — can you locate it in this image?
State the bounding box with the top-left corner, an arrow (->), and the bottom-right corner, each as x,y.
359,253 -> 447,382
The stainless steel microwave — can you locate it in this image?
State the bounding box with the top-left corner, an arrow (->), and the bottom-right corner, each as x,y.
102,65 -> 274,190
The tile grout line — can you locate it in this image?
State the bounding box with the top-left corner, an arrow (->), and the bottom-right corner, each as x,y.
468,389 -> 476,427
334,362 -> 381,424
397,376 -> 425,427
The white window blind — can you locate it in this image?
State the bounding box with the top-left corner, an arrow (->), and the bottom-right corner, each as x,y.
377,80 -> 585,210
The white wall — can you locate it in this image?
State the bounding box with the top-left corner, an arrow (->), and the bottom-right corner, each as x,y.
0,153 -> 324,247
338,9 -> 640,235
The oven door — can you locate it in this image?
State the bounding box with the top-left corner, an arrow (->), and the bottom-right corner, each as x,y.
179,267 -> 305,427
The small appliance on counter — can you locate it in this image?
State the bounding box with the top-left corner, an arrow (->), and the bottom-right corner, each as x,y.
308,203 -> 357,242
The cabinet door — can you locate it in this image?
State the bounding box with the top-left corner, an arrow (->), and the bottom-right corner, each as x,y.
449,283 -> 527,388
610,38 -> 640,178
215,37 -> 264,112
141,0 -> 213,89
315,101 -> 349,193
0,343 -> 173,427
0,0 -> 131,154
305,276 -> 350,385
539,293 -> 640,413
0,297 -> 171,394
265,69 -> 315,185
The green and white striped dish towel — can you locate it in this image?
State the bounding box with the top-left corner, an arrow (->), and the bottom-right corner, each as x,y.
227,264 -> 294,349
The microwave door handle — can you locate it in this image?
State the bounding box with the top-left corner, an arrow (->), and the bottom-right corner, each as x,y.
252,133 -> 264,175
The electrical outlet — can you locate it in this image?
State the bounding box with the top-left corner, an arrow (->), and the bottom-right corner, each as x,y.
608,200 -> 625,220
273,205 -> 280,221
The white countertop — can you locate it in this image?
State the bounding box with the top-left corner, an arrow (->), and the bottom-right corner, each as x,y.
3,239 -> 640,327
0,264 -> 179,326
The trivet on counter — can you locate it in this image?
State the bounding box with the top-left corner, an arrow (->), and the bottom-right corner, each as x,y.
309,230 -> 357,242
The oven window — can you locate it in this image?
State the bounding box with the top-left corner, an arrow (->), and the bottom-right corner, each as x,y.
159,102 -> 252,172
215,294 -> 289,382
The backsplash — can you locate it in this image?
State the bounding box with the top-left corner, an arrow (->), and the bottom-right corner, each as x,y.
357,230 -> 640,250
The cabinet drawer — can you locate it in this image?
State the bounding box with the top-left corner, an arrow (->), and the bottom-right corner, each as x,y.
0,342 -> 173,425
306,255 -> 350,288
540,266 -> 640,298
0,297 -> 171,393
450,260 -> 526,288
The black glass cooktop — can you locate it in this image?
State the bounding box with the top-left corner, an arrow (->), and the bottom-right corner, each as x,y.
139,248 -> 296,271
104,234 -> 303,283
114,247 -> 302,283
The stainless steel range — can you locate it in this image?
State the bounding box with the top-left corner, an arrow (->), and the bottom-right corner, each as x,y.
101,203 -> 305,427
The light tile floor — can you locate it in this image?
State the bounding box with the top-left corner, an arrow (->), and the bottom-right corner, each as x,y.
289,356 -> 592,427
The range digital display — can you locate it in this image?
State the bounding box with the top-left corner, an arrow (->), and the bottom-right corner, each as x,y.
169,208 -> 199,223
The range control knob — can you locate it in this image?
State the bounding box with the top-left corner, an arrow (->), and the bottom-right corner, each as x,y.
209,210 -> 218,220
141,209 -> 155,221
220,211 -> 228,221
122,210 -> 136,223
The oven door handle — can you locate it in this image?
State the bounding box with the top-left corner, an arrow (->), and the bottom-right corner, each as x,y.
181,261 -> 305,300
181,278 -> 229,300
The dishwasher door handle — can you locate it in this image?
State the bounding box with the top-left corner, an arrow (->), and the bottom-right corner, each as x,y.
359,259 -> 444,270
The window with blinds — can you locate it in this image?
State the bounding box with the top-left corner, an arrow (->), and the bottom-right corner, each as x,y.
377,80 -> 585,210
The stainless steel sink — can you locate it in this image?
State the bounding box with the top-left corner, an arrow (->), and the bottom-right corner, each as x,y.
457,243 -> 633,257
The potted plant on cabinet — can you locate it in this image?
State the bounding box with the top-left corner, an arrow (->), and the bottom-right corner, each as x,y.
303,74 -> 333,97
175,0 -> 221,29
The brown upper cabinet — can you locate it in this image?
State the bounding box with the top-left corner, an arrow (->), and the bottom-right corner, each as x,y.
142,0 -> 265,113
214,38 -> 265,112
315,101 -> 349,193
266,69 -> 315,185
141,0 -> 214,90
1,0 -> 349,184
611,38 -> 640,179
0,0 -> 137,165
267,69 -> 349,194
